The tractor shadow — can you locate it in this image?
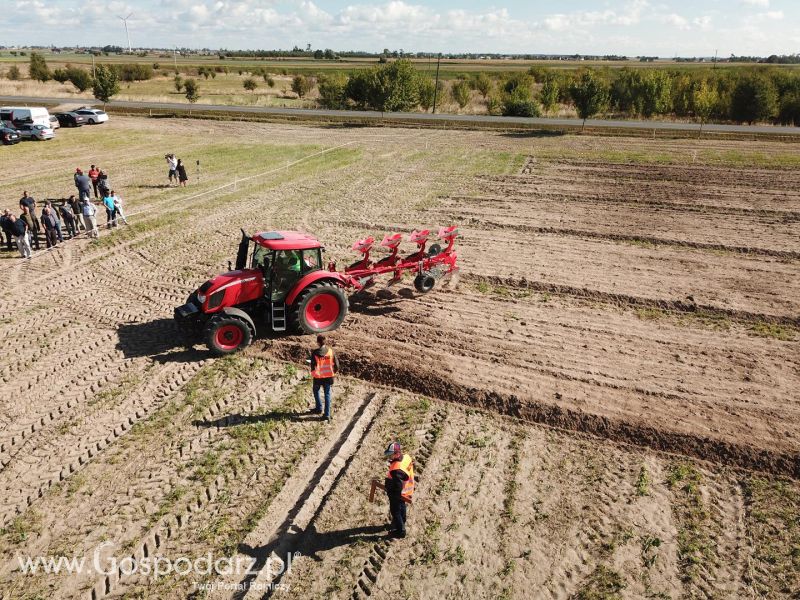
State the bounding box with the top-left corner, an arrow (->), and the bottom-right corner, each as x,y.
348,287 -> 414,317
192,410 -> 321,428
116,318 -> 199,363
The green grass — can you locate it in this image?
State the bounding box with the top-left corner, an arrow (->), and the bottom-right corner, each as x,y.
666,462 -> 715,584
635,465 -> 651,497
0,511 -> 42,545
575,565 -> 626,599
741,477 -> 800,595
749,322 -> 796,341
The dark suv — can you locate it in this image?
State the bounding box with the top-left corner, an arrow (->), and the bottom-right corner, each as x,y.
55,112 -> 87,127
1,125 -> 20,145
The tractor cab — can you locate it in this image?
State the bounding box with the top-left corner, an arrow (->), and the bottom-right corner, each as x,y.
244,231 -> 323,303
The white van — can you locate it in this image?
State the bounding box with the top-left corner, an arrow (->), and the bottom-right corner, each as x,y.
0,106 -> 52,127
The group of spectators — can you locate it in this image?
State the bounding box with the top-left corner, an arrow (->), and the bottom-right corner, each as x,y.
0,166 -> 129,258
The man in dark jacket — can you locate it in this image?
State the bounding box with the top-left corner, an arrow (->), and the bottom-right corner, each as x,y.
8,213 -> 31,258
309,334 -> 340,421
19,206 -> 39,250
0,210 -> 14,251
74,169 -> 92,202
59,201 -> 78,238
41,206 -> 59,248
19,191 -> 40,249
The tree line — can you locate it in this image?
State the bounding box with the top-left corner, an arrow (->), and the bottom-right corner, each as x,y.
310,61 -> 800,126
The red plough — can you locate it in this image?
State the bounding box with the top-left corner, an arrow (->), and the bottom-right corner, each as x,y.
338,226 -> 459,293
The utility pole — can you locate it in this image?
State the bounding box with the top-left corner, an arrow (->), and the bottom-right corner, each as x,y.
91,53 -> 95,79
173,46 -> 178,73
118,13 -> 133,53
432,53 -> 441,114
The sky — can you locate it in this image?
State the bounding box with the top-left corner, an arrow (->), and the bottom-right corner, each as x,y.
2,0 -> 798,56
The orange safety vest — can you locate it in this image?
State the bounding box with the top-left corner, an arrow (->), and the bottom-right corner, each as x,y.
311,348 -> 335,379
387,454 -> 415,501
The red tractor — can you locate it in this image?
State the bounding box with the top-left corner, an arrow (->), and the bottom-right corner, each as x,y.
175,226 -> 459,355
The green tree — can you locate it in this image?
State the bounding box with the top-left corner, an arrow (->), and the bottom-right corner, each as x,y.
730,74 -> 778,124
569,70 -> 609,130
539,75 -> 560,115
345,69 -> 375,108
473,72 -> 492,99
92,64 -> 120,107
502,86 -> 541,117
375,59 -> 421,111
174,74 -> 183,92
7,65 -> 21,81
638,70 -> 673,117
778,91 -> 800,126
66,67 -> 92,92
29,52 -> 51,82
52,68 -> 70,83
692,80 -> 718,132
418,77 -> 436,111
317,73 -> 348,109
291,74 -> 313,98
243,77 -> 258,92
503,72 -> 533,96
266,77 -> 275,88
451,79 -> 471,109
184,78 -> 199,103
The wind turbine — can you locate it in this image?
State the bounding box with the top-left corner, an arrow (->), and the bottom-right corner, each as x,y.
118,13 -> 133,53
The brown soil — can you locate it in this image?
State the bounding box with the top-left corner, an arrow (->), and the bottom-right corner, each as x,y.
0,118 -> 797,599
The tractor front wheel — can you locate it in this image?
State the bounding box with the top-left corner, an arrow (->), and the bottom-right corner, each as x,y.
204,315 -> 253,356
292,281 -> 348,334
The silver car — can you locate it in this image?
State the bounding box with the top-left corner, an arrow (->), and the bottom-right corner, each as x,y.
49,114 -> 61,129
17,123 -> 55,140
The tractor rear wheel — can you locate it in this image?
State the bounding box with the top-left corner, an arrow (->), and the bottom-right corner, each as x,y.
204,315 -> 253,355
414,272 -> 436,293
292,281 -> 348,334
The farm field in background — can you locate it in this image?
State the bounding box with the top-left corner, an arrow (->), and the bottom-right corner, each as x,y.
0,116 -> 798,599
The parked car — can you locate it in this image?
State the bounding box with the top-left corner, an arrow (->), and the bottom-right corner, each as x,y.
17,123 -> 55,141
1,126 -> 21,145
49,114 -> 61,130
73,107 -> 109,124
55,112 -> 87,127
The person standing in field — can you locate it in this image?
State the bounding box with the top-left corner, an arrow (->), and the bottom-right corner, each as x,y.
74,169 -> 92,202
309,334 -> 339,422
8,213 -> 31,258
40,205 -> 59,248
0,210 -> 14,251
111,191 -> 128,225
59,200 -> 78,238
88,164 -> 100,198
176,159 -> 188,187
102,192 -> 117,228
67,195 -> 84,231
81,198 -> 99,239
166,154 -> 178,185
42,201 -> 64,243
97,170 -> 111,198
383,441 -> 415,539
19,191 -> 40,250
19,206 -> 39,251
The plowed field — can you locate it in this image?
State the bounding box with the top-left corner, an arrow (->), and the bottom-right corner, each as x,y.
0,118 -> 797,599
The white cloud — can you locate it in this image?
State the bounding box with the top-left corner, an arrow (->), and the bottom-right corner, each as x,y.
741,0 -> 769,6
692,16 -> 712,30
663,14 -> 690,30
757,10 -> 784,19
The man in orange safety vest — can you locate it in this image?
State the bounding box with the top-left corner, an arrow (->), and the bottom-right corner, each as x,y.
384,441 -> 415,539
310,334 -> 339,422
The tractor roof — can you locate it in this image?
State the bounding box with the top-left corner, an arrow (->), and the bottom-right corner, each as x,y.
252,231 -> 322,251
